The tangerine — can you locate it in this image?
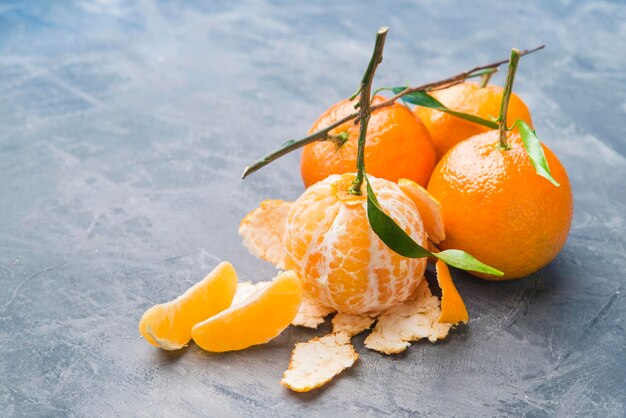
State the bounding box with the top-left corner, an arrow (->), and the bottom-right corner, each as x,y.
284,173 -> 429,314
301,96 -> 436,188
415,81 -> 532,160
427,130 -> 573,280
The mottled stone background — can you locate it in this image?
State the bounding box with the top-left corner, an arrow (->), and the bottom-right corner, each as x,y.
1,1 -> 624,416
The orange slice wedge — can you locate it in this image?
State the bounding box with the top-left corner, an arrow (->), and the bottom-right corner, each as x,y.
139,262 -> 238,350
436,260 -> 469,324
398,178 -> 446,243
191,270 -> 303,352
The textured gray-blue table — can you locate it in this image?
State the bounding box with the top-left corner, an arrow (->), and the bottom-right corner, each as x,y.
1,1 -> 625,416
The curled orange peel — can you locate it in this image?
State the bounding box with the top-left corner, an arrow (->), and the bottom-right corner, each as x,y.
239,199 -> 292,269
398,178 -> 445,244
436,260 -> 469,325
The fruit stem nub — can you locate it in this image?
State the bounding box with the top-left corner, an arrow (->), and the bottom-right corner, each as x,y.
497,48 -> 522,149
349,27 -> 388,195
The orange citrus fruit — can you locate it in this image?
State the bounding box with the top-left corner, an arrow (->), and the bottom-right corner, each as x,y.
284,173 -> 429,314
427,130 -> 573,280
301,95 -> 436,188
139,262 -> 238,350
191,271 -> 303,352
415,81 -> 533,160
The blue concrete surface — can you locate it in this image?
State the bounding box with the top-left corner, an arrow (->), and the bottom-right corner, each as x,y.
0,1 -> 625,416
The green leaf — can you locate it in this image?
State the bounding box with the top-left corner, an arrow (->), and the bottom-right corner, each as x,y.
516,120 -> 560,187
390,87 -> 499,129
366,177 -> 431,258
365,176 -> 504,276
434,250 -> 503,276
466,67 -> 498,79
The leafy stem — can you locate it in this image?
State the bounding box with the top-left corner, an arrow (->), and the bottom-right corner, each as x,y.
497,48 -> 522,149
241,44 -> 545,179
479,67 -> 497,88
349,27 -> 388,195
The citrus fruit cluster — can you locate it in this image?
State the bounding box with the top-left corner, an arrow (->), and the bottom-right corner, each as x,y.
300,80 -> 571,281
139,27 -> 573,393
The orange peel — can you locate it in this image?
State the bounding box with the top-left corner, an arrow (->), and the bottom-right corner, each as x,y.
364,280 -> 452,354
436,260 -> 469,324
281,332 -> 358,392
138,261 -> 238,350
398,178 -> 445,243
292,297 -> 335,329
239,199 -> 292,269
332,313 -> 375,336
191,270 -> 303,352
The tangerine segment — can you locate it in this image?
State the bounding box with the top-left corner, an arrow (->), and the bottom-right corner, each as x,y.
398,178 -> 446,244
139,262 -> 238,350
435,260 -> 468,325
191,271 -> 303,352
239,199 -> 293,269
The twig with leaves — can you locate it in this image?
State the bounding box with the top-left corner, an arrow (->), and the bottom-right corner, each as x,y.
241,44 -> 544,179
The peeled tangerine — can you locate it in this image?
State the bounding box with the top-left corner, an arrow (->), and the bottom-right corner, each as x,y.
191,271 -> 303,352
241,173 -> 470,392
139,262 -> 238,350
244,173 -> 443,314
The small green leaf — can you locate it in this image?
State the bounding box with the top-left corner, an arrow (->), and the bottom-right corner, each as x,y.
390,87 -> 498,129
434,250 -> 503,276
365,176 -> 503,276
516,120 -> 560,187
366,177 -> 431,258
466,67 -> 498,79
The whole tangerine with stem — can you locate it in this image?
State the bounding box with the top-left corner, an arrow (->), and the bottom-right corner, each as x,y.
283,173 -> 429,314
415,81 -> 533,160
427,50 -> 573,280
300,95 -> 436,188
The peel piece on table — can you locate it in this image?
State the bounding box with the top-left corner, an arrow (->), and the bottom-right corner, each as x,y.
191,271 -> 303,352
332,313 -> 376,336
139,262 -> 238,350
239,199 -> 292,269
364,280 -> 452,354
292,297 -> 335,329
398,178 -> 446,244
436,260 -> 469,324
281,332 -> 358,392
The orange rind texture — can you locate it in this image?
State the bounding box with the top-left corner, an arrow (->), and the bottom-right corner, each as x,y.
281,332 -> 358,392
332,313 -> 376,336
292,297 -> 335,328
364,280 -> 452,354
436,260 -> 469,324
398,178 -> 446,244
138,261 -> 238,350
191,270 -> 303,352
239,199 -> 292,269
